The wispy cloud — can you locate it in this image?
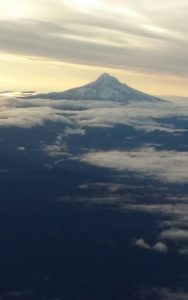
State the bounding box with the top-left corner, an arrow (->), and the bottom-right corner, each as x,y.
1,0 -> 188,77
138,287 -> 188,300
80,148 -> 188,183
159,229 -> 188,241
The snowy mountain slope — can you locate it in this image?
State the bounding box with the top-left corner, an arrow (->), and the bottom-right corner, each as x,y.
26,73 -> 166,103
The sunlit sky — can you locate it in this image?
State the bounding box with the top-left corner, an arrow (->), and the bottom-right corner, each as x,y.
1,0 -> 188,95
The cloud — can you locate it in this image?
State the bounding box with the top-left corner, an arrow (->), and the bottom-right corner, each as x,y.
135,239 -> 151,250
134,239 -> 168,253
43,144 -> 68,157
4,290 -> 34,298
139,288 -> 188,300
17,146 -> 26,151
0,96 -> 72,128
156,288 -> 188,300
79,148 -> 188,183
1,92 -> 188,133
124,201 -> 188,254
1,0 -> 188,77
66,99 -> 188,132
64,127 -> 85,136
178,248 -> 188,255
0,169 -> 9,174
153,242 -> 168,253
159,229 -> 188,241
161,291 -> 188,300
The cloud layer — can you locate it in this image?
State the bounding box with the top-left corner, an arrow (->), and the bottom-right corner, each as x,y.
1,92 -> 188,132
1,0 -> 188,77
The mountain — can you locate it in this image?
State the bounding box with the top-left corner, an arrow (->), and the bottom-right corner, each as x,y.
25,73 -> 165,103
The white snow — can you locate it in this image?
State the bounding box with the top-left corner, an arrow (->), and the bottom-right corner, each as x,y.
28,73 -> 166,104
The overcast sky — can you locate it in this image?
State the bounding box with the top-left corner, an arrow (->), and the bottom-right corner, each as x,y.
1,0 -> 188,95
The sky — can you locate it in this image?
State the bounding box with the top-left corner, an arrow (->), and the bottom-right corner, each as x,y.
0,0 -> 188,95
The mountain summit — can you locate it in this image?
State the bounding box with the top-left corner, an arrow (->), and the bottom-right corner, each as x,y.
92,73 -> 121,86
28,73 -> 165,103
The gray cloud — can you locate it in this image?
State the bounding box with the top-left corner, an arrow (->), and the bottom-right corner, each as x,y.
1,0 -> 188,76
125,201 -> 188,254
17,146 -> 26,151
139,288 -> 188,300
159,229 -> 188,241
134,239 -> 168,253
158,288 -> 188,300
0,169 -> 9,174
43,144 -> 68,157
153,242 -> 168,253
64,127 -> 85,136
135,238 -> 151,250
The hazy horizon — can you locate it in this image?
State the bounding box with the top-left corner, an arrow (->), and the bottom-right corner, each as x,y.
0,73 -> 188,101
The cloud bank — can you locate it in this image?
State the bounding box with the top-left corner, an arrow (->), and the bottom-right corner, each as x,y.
1,93 -> 188,133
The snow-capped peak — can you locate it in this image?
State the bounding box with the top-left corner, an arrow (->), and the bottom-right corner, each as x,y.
95,73 -> 121,85
25,73 -> 166,104
86,73 -> 122,91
